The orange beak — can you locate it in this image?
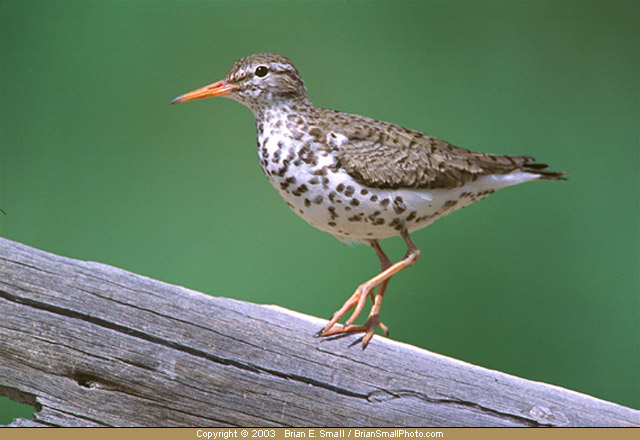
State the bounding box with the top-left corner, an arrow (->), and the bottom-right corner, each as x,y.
171,80 -> 238,104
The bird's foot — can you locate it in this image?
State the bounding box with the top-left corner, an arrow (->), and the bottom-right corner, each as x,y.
318,315 -> 388,350
317,283 -> 373,337
316,275 -> 392,349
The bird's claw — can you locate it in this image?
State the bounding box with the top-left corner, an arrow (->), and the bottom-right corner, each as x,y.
317,314 -> 388,349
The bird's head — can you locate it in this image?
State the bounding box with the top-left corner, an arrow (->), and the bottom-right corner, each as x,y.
171,53 -> 308,112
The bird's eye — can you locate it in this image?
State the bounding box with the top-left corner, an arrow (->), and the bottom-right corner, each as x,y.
255,65 -> 268,78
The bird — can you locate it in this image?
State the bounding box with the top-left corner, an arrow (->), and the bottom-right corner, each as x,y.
171,53 -> 565,349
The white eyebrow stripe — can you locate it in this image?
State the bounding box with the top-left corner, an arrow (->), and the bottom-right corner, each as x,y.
270,62 -> 295,72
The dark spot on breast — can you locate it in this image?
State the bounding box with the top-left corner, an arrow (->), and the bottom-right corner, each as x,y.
368,210 -> 381,221
328,163 -> 341,173
299,146 -> 317,165
276,160 -> 290,177
336,183 -> 345,193
344,186 -> 355,197
442,200 -> 458,210
370,195 -> 378,202
309,127 -> 322,138
360,189 -> 369,195
350,198 -> 360,207
393,197 -> 406,214
416,211 -> 440,223
389,218 -> 404,231
304,198 -> 311,207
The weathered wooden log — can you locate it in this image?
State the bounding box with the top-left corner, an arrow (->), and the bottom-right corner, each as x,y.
0,237 -> 638,427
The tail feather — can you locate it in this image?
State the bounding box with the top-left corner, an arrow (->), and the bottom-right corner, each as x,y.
522,160 -> 567,181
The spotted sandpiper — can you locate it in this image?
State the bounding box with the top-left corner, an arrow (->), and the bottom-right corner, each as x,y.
171,53 -> 565,349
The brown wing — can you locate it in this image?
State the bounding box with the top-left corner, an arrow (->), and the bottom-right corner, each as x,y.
325,110 -> 563,189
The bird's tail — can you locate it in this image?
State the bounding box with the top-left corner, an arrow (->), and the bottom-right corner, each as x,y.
521,160 -> 568,181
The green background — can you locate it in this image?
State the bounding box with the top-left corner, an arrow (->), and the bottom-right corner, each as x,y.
1,0 -> 638,423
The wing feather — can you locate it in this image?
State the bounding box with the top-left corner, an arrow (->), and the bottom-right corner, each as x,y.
319,109 -> 562,189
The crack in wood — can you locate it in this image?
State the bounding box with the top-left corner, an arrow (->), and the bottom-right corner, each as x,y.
373,389 -> 552,426
249,364 -> 369,400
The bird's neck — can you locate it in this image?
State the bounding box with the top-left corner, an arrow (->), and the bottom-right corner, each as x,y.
253,98 -> 319,159
250,95 -> 313,123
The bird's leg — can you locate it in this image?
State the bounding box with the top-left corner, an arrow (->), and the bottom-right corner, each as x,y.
319,230 -> 420,348
317,240 -> 390,336
342,240 -> 392,329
